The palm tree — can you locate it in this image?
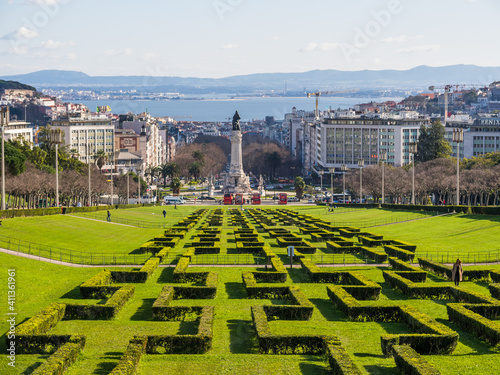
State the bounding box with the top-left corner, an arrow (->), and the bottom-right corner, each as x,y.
192,150 -> 204,163
157,164 -> 170,187
95,150 -> 107,173
165,162 -> 180,179
294,176 -> 306,199
188,162 -> 202,181
69,148 -> 79,159
169,177 -> 182,196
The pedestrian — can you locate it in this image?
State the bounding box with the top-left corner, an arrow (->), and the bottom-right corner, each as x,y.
174,203 -> 177,209
107,210 -> 111,222
163,209 -> 166,218
451,258 -> 463,286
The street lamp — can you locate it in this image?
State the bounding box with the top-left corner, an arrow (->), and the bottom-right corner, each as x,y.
358,158 -> 364,203
137,162 -> 142,204
380,151 -> 387,204
409,142 -> 418,205
50,129 -> 63,207
340,164 -> 347,204
87,144 -> 92,207
453,129 -> 464,205
329,167 -> 335,203
110,152 -> 114,206
0,107 -> 7,210
318,170 -> 324,192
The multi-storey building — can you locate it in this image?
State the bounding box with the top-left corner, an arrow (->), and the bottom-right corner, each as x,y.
314,113 -> 428,170
463,116 -> 500,158
50,114 -> 114,163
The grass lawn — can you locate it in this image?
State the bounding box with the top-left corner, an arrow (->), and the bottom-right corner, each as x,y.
370,214 -> 500,262
2,207 -> 500,374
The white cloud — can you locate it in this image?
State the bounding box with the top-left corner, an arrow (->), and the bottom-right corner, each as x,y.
381,35 -> 423,43
221,44 -> 238,50
41,40 -> 75,49
299,42 -> 339,52
143,53 -> 157,62
103,48 -> 133,56
67,52 -> 77,61
24,0 -> 68,5
396,44 -> 441,53
1,26 -> 39,41
11,46 -> 28,55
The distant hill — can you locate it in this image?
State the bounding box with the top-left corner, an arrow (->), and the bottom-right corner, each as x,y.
1,65 -> 499,92
0,80 -> 37,93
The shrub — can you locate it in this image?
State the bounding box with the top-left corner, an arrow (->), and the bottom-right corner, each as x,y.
385,245 -> 416,262
490,284 -> 500,299
32,337 -> 85,375
326,344 -> 362,375
392,344 -> 441,375
109,336 -> 148,375
80,271 -> 118,298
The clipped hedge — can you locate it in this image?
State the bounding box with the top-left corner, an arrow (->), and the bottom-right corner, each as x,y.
392,344 -> 441,375
65,286 -> 135,320
385,245 -> 416,262
109,336 -> 147,375
490,283 -> 500,299
326,344 -> 362,375
491,271 -> 500,283
32,336 -> 85,375
447,303 -> 500,347
111,257 -> 160,283
79,270 -> 118,299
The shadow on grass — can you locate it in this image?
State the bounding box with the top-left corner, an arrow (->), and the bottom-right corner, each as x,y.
60,286 -> 82,299
177,320 -> 199,335
287,267 -> 311,283
225,282 -> 247,299
92,360 -> 120,374
227,319 -> 257,354
435,318 -> 499,355
128,248 -> 143,255
157,267 -> 174,283
363,364 -> 399,375
354,352 -> 386,359
299,361 -> 330,374
130,298 -> 156,321
22,362 -> 44,375
309,298 -> 345,322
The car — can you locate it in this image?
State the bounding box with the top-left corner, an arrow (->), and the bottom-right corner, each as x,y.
314,187 -> 321,191
308,199 -> 315,203
188,186 -> 196,191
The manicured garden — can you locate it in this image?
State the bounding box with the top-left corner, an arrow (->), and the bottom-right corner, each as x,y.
1,206 -> 500,374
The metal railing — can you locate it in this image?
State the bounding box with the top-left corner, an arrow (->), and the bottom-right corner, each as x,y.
0,234 -> 150,265
71,212 -> 174,228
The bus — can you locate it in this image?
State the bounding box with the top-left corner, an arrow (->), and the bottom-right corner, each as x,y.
251,193 -> 261,205
278,193 -> 288,205
223,193 -> 234,205
234,194 -> 244,205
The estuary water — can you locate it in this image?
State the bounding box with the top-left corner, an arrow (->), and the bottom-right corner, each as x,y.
79,96 -> 403,122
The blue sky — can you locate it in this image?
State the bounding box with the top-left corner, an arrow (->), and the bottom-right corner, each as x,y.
0,0 -> 498,77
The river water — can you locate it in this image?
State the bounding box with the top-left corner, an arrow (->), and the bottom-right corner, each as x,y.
79,96 -> 403,122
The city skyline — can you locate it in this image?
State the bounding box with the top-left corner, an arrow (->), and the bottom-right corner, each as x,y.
0,0 -> 499,78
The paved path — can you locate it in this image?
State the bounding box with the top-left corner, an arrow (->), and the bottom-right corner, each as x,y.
66,214 -> 137,227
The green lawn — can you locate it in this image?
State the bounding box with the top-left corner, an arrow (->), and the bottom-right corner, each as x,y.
2,207 -> 500,375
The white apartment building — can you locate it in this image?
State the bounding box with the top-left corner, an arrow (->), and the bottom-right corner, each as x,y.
315,115 -> 429,170
0,107 -> 33,145
51,115 -> 114,163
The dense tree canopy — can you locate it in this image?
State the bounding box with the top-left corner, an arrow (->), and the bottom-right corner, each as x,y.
415,120 -> 451,162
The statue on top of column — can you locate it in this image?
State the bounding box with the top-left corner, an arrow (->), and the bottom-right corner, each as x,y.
232,110 -> 241,131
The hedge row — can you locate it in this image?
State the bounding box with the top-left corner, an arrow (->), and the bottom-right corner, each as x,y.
326,344 -> 363,375
65,285 -> 135,320
491,271 -> 500,283
14,303 -> 68,354
79,270 -> 118,298
490,284 -> 500,299
111,257 -> 161,283
391,344 -> 441,375
0,203 -> 155,219
251,304 -> 340,355
447,303 -> 500,347
383,271 -> 449,299
385,245 -> 416,262
109,336 -> 148,375
389,258 -> 424,276
419,258 -> 492,281
32,336 -> 86,375
146,306 -> 214,354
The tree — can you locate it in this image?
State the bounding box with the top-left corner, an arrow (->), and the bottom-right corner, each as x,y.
415,120 -> 451,163
265,151 -> 282,179
164,162 -> 180,179
192,150 -> 204,163
188,162 -> 202,180
3,140 -> 27,176
95,150 -> 107,173
169,177 -> 181,195
294,176 -> 306,199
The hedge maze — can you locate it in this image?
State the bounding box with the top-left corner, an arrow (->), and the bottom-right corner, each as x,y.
8,207 -> 500,374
